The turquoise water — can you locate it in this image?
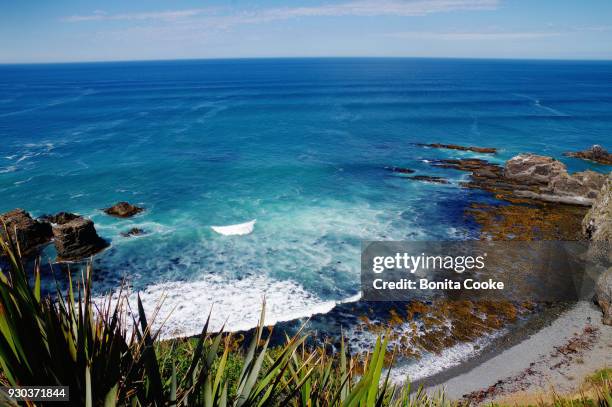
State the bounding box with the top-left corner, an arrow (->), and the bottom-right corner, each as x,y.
1,58 -> 611,335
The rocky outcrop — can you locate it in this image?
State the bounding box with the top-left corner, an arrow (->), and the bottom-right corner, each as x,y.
504,154 -> 566,185
564,144 -> 612,165
550,171 -> 606,200
431,155 -> 606,206
502,154 -> 606,205
595,268 -> 612,326
418,143 -> 497,154
40,212 -> 80,225
0,209 -> 53,254
582,175 -> 612,242
121,227 -> 146,237
581,176 -> 611,325
104,202 -> 144,218
52,217 -> 108,262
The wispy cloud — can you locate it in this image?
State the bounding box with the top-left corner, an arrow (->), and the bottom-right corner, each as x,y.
244,0 -> 499,19
63,0 -> 499,24
62,9 -> 208,23
384,30 -> 562,40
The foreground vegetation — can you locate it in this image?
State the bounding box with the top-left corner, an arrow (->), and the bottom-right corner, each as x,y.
0,227 -> 610,406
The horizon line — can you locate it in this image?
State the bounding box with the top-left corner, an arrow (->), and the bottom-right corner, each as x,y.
2,55 -> 612,66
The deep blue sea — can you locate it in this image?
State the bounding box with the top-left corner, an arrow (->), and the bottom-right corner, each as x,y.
1,58 -> 611,337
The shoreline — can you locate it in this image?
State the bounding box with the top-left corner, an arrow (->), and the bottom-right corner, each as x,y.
424,301 -> 611,403
406,302 -> 574,388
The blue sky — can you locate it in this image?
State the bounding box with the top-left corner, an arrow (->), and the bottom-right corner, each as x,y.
1,0 -> 612,63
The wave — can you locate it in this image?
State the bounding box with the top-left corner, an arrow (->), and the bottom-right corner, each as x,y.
103,275 -> 359,339
211,219 -> 256,236
388,330 -> 505,383
0,166 -> 16,174
0,89 -> 96,118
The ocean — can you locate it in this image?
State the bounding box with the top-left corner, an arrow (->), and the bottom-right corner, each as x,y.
1,58 -> 611,339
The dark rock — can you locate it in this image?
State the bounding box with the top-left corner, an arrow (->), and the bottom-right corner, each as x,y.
53,217 -> 108,261
39,212 -> 80,225
104,202 -> 144,218
595,268 -> 612,326
0,209 -> 53,254
121,227 -> 146,237
418,143 -> 497,154
431,158 -> 494,171
407,175 -> 450,184
472,168 -> 498,179
385,166 -> 415,174
564,145 -> 612,165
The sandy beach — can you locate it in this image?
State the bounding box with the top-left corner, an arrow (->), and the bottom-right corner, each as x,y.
426,301 -> 611,404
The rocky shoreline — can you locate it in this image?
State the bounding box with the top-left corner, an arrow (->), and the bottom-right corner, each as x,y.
564,144 -> 612,165
0,201 -> 144,262
1,143 -> 610,398
225,144 -> 611,374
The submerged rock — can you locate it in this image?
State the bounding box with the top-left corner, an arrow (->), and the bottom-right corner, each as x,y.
53,217 -> 108,261
121,227 -> 146,237
418,143 -> 497,154
0,209 -> 53,254
385,166 -> 415,174
104,202 -> 144,218
564,144 -> 612,165
407,175 -> 450,184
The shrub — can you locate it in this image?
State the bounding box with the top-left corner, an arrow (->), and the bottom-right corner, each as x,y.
0,225 -> 441,406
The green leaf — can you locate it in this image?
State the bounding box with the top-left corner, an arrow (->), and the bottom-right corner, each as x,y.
104,383 -> 118,407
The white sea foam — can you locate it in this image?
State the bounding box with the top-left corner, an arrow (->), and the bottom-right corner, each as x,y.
0,166 -> 16,174
514,93 -> 566,116
388,330 -> 504,383
211,219 -> 256,236
94,220 -> 175,240
103,275 -> 357,339
14,176 -> 33,185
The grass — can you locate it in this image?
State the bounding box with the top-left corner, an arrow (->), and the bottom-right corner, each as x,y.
0,224 -> 610,406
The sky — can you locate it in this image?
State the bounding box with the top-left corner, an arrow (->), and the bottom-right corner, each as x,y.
1,0 -> 612,63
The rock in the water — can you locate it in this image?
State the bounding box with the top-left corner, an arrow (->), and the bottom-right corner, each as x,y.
407,175 -> 450,184
104,202 -> 144,218
418,143 -> 497,154
582,175 -> 611,242
40,212 -> 80,225
0,209 -> 53,254
503,155 -> 606,205
385,166 -> 415,174
121,227 -> 146,237
504,154 -> 567,185
595,268 -> 612,326
564,144 -> 612,165
53,217 -> 108,261
427,155 -> 606,206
